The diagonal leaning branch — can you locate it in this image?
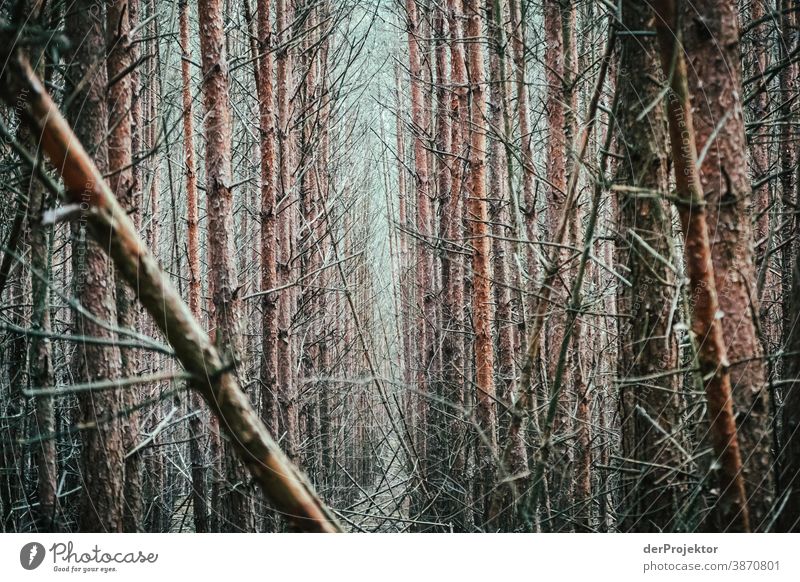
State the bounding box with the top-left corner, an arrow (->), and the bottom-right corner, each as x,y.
0,39 -> 341,533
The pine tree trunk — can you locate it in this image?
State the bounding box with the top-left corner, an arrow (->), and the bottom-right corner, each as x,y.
107,0 -> 144,532
748,0 -> 774,318
543,0 -> 566,382
615,0 -> 683,532
276,0 -> 299,466
178,0 -> 208,534
653,0 -> 751,532
680,0 -> 772,530
429,5 -> 451,529
20,5 -> 56,531
464,0 -> 498,526
508,0 -> 535,283
780,224 -> 800,531
29,175 -> 56,530
317,1 -> 334,493
65,0 -> 125,532
485,0 -> 516,529
256,0 -> 279,445
442,0 -> 469,529
198,0 -> 255,531
779,1 -> 798,355
405,0 -> 433,485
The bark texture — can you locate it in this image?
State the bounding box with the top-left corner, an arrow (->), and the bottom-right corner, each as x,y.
680,0 -> 772,531
653,0 -> 751,532
179,0 -> 209,534
198,0 -> 255,531
615,0 -> 683,532
464,0 -> 498,524
107,0 -> 144,532
65,0 -> 125,533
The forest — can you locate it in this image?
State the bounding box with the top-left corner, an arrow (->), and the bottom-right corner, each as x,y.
0,0 -> 799,534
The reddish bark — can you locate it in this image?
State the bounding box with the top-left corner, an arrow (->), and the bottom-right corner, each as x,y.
680,0 -> 772,530
198,0 -> 254,531
781,231 -> 800,531
485,0 -> 519,529
442,0 -> 469,528
426,6 -> 452,527
405,0 -> 434,472
464,0 -> 498,524
615,0 -> 683,532
543,0 -> 567,377
178,0 -> 208,533
256,0 -> 279,442
65,0 -> 125,532
486,0 -> 514,448
779,1 -> 798,351
107,0 -> 144,533
653,0 -> 751,532
276,0 -> 299,464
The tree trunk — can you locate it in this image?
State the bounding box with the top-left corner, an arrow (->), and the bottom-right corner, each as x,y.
405,0 -> 434,486
464,0 -> 498,526
680,0 -> 772,530
65,0 -> 125,533
198,0 -> 254,531
779,0 -> 798,357
256,0 -> 279,446
780,218 -> 800,531
428,5 -> 451,529
107,0 -> 144,533
442,0 -> 469,529
748,0 -> 774,317
276,0 -> 299,467
615,0 -> 683,532
543,0 -> 567,380
777,2 -> 800,532
178,0 -> 208,534
485,0 -> 516,529
28,175 -> 56,530
653,0 -> 751,533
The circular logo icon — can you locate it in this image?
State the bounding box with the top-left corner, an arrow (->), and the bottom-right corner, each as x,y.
20,542 -> 46,570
